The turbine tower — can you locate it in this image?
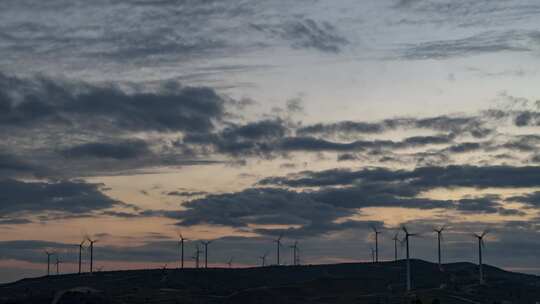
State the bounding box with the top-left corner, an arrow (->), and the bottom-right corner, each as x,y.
474,230 -> 489,285
201,240 -> 212,269
55,255 -> 62,275
370,225 -> 381,263
273,234 -> 283,265
45,251 -> 54,276
259,251 -> 269,267
289,241 -> 299,266
78,239 -> 85,274
227,257 -> 233,268
434,226 -> 445,270
178,232 -> 187,269
86,236 -> 97,274
402,226 -> 419,292
392,232 -> 399,261
193,244 -> 201,268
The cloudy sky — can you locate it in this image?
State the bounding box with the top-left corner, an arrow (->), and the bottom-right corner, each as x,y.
1,0 -> 540,283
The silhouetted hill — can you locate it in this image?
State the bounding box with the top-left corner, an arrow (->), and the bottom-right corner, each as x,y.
1,260 -> 539,303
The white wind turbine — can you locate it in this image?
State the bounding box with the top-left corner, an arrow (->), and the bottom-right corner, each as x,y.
86,235 -> 98,274
177,232 -> 187,269
370,225 -> 381,263
433,226 -> 446,270
45,250 -> 55,276
392,232 -> 399,261
273,234 -> 284,265
193,244 -> 201,268
78,239 -> 86,274
402,226 -> 420,292
55,255 -> 62,275
201,240 -> 212,269
473,230 -> 489,285
259,251 -> 269,267
289,241 -> 299,266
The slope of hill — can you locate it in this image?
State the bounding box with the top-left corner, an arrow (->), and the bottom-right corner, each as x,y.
1,260 -> 539,304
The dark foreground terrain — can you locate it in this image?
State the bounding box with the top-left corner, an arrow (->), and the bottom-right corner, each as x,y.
1,260 -> 539,304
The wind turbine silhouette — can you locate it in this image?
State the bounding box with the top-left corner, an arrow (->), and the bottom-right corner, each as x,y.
273,234 -> 284,265
473,230 -> 489,284
193,244 -> 201,268
227,257 -> 234,268
289,241 -> 299,266
86,236 -> 97,274
402,226 -> 420,292
392,232 -> 399,261
201,240 -> 212,269
259,251 -> 269,267
78,239 -> 86,274
434,226 -> 446,270
45,251 -> 54,276
370,225 -> 381,263
55,255 -> 62,275
177,232 -> 187,269
370,246 -> 376,263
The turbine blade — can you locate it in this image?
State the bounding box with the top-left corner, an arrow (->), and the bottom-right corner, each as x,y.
481,230 -> 489,238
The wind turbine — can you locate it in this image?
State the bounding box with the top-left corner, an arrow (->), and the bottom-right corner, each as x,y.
259,251 -> 269,267
177,232 -> 187,269
86,236 -> 97,274
370,246 -> 376,263
273,234 -> 284,265
473,230 -> 489,285
78,239 -> 86,274
392,232 -> 399,261
289,241 -> 299,266
402,226 -> 420,292
370,225 -> 381,263
434,226 -> 446,270
55,255 -> 62,275
201,240 -> 212,269
193,244 -> 201,268
45,251 -> 54,276
227,257 -> 234,268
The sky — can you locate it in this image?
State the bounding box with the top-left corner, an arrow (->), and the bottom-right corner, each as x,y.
1,0 -> 540,283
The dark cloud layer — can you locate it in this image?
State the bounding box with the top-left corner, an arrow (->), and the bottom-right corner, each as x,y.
0,72 -> 225,133
167,164 -> 539,237
298,115 -> 491,139
0,153 -> 47,179
175,187 -> 353,232
61,140 -> 150,160
260,165 -> 540,189
0,72 -> 229,177
4,71 -> 540,179
0,179 -> 119,216
183,118 -> 460,157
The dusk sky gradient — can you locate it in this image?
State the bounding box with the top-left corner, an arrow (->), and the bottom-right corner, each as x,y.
1,0 -> 540,283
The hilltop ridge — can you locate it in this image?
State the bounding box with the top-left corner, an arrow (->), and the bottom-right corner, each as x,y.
1,259 -> 539,304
